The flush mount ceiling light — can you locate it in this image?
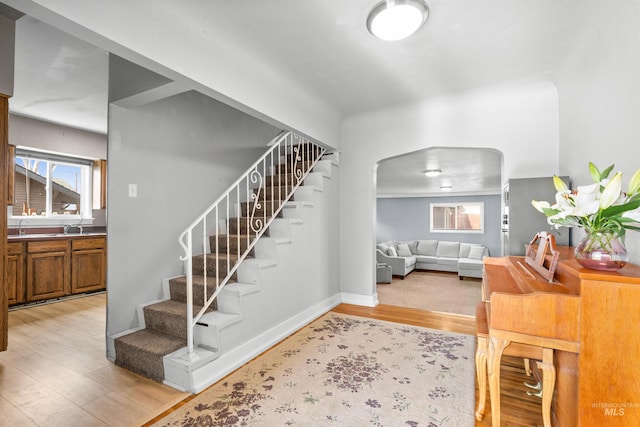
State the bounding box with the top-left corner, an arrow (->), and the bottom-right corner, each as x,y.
423,169 -> 441,177
440,185 -> 453,191
367,0 -> 430,41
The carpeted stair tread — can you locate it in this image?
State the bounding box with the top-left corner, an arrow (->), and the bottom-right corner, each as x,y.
169,275 -> 227,307
192,253 -> 241,276
252,185 -> 291,201
144,300 -> 212,339
210,234 -> 256,254
114,329 -> 185,382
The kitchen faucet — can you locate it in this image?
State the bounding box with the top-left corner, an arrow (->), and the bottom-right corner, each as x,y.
18,219 -> 29,236
64,224 -> 83,235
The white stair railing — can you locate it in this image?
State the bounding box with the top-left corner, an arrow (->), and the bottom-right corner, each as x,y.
178,131 -> 326,358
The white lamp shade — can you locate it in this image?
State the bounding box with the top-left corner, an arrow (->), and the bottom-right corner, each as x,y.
367,0 -> 429,41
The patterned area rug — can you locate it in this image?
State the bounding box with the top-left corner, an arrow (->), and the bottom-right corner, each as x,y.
152,313 -> 475,426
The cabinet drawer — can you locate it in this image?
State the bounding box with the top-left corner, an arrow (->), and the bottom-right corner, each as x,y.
27,240 -> 69,253
72,237 -> 105,250
7,241 -> 24,255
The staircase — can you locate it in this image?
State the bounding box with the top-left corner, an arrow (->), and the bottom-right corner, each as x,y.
113,132 -> 329,388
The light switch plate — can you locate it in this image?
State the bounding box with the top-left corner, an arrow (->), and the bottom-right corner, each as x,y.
128,184 -> 137,198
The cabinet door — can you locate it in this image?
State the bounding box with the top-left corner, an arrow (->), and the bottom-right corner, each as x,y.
26,251 -> 69,301
6,254 -> 25,305
71,249 -> 105,294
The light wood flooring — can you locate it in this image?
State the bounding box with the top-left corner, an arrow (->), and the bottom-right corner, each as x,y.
0,294 -> 188,427
1,294 -> 543,426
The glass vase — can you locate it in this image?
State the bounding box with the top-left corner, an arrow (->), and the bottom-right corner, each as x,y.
574,231 -> 628,271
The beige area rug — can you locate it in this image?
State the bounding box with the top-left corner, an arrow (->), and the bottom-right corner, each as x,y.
376,271 -> 482,316
152,312 -> 475,426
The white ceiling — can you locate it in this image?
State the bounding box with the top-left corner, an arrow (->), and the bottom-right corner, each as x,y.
6,0 -> 596,194
11,16 -> 108,134
377,147 -> 503,197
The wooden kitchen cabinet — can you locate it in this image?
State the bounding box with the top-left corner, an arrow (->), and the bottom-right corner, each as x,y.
6,242 -> 25,305
26,240 -> 70,302
71,237 -> 106,294
9,235 -> 106,306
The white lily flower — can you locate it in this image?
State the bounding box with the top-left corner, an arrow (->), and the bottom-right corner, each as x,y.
574,183 -> 599,206
600,172 -> 622,209
622,208 -> 640,222
554,191 -> 572,208
531,200 -> 551,213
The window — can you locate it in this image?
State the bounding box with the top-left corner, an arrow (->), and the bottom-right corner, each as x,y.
13,148 -> 93,219
430,202 -> 484,233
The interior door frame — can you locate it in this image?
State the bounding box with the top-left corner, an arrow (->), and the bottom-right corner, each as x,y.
1,95 -> 9,351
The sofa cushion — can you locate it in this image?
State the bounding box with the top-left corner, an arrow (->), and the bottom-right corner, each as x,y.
436,241 -> 460,258
458,258 -> 484,269
459,243 -> 473,258
437,257 -> 459,266
415,255 -> 437,264
468,246 -> 485,260
416,240 -> 438,256
387,247 -> 398,257
405,256 -> 417,267
396,240 -> 418,254
396,243 -> 412,257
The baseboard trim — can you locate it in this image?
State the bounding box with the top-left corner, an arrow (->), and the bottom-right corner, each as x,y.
340,292 -> 377,307
173,293 -> 342,393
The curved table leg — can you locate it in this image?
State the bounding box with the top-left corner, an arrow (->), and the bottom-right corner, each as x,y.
536,348 -> 556,427
488,336 -> 510,427
475,336 -> 488,421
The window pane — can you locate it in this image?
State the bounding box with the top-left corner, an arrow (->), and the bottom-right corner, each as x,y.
14,156 -> 47,216
14,153 -> 86,217
51,162 -> 82,215
431,202 -> 484,232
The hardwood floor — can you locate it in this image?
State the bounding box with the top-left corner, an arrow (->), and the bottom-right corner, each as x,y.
0,294 -> 188,427
0,294 -> 543,426
335,303 -> 544,427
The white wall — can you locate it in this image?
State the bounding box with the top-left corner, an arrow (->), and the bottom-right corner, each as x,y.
555,1 -> 640,264
8,113 -> 107,158
106,91 -> 280,335
340,81 -> 560,299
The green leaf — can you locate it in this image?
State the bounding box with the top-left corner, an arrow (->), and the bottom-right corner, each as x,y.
602,199 -> 640,216
600,164 -> 615,180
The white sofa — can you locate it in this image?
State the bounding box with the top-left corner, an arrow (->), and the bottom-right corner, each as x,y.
375,239 -> 489,279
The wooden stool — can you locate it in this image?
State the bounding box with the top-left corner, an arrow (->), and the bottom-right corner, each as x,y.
475,302 -> 551,425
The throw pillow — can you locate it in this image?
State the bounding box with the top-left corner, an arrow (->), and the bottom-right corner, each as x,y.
468,246 -> 485,260
396,243 -> 412,257
376,243 -> 389,252
387,247 -> 398,257
459,243 -> 472,258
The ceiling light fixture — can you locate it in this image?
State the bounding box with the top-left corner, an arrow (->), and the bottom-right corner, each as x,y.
367,0 -> 430,41
440,185 -> 452,191
423,169 -> 441,177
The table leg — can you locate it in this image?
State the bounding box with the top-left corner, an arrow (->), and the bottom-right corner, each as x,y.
475,336 -> 488,421
488,336 -> 510,427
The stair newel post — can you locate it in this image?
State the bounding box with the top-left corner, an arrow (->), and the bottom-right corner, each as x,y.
184,228 -> 197,360
270,151 -> 274,218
